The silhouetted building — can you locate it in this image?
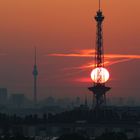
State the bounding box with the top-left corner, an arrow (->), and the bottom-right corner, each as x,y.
75,96 -> 80,107
10,93 -> 25,108
46,96 -> 55,106
0,88 -> 8,105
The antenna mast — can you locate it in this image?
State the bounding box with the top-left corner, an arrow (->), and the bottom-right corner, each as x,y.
32,47 -> 38,106
99,0 -> 101,11
35,47 -> 36,65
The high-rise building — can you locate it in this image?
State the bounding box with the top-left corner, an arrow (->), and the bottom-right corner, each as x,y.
0,88 -> 8,105
11,93 -> 25,108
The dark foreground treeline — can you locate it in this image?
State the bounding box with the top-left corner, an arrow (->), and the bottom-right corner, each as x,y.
0,132 -> 139,140
56,132 -> 140,140
0,108 -> 139,125
0,135 -> 34,140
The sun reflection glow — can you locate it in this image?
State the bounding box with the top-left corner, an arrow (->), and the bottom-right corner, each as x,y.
91,67 -> 110,83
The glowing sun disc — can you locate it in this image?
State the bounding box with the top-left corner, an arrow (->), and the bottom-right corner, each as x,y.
91,67 -> 109,83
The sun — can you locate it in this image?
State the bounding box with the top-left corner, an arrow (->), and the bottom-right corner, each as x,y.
91,67 -> 110,84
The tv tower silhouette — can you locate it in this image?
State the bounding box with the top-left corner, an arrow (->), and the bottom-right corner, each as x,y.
32,47 -> 38,105
88,0 -> 111,109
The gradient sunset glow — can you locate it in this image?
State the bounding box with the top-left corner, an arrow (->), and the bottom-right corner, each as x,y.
0,0 -> 139,99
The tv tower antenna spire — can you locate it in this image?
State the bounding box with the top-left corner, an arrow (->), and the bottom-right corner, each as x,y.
99,0 -> 101,11
32,47 -> 38,106
88,0 -> 111,110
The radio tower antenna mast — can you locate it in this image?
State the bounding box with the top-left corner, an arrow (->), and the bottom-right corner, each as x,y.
88,0 -> 111,110
32,47 -> 38,106
99,0 -> 101,11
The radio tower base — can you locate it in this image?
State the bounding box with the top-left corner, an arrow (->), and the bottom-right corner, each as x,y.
88,84 -> 111,110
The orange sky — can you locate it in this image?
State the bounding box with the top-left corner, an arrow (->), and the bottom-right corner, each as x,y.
0,0 -> 139,101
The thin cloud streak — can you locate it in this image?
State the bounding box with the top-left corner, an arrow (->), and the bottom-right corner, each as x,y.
48,49 -> 140,59
106,54 -> 140,59
48,49 -> 140,83
48,49 -> 94,58
74,77 -> 92,83
62,58 -> 132,71
48,49 -> 139,70
106,58 -> 133,66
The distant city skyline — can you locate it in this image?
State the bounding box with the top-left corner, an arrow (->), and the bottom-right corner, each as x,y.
0,0 -> 139,100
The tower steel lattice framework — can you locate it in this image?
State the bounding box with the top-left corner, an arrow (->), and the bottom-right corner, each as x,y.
88,0 -> 111,109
